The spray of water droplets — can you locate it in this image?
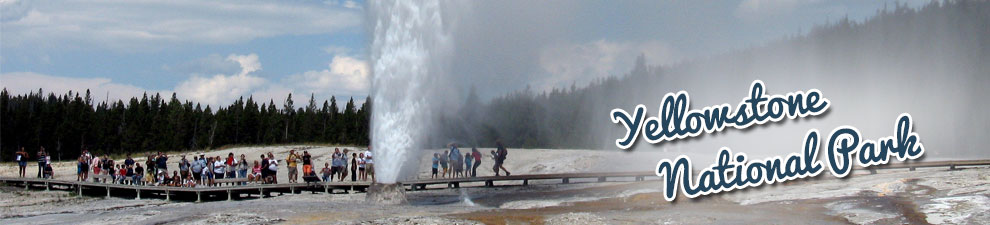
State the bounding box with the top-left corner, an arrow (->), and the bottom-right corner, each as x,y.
369,0 -> 452,183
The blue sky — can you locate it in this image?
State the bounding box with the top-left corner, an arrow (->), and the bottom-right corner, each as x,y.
0,0 -> 931,106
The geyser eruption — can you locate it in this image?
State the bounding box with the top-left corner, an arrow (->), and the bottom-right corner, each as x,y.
369,0 -> 453,184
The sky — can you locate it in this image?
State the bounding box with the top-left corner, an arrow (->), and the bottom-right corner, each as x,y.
0,0 -> 932,107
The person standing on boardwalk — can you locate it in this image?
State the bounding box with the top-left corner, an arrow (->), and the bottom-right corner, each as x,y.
431,153 -> 440,179
471,148 -> 482,177
213,156 -> 226,180
260,154 -> 269,183
15,147 -> 28,178
77,155 -> 86,181
191,156 -> 203,184
205,157 -> 216,186
350,152 -> 358,182
286,149 -> 300,183
449,144 -> 462,178
36,146 -> 46,178
440,150 -> 449,178
358,153 -> 366,181
365,147 -> 375,182
80,149 -> 91,181
464,152 -> 472,178
331,148 -> 342,181
267,152 -> 279,184
179,155 -> 190,183
237,154 -> 249,184
494,140 -> 510,176
302,151 -> 313,177
339,149 -> 349,181
156,152 -> 169,176
91,155 -> 101,182
320,162 -> 332,182
225,153 -> 237,179
124,154 -> 135,169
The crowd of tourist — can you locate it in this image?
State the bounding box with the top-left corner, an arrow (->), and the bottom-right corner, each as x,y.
431,141 -> 510,179
13,141 -> 513,186
13,146 -> 375,188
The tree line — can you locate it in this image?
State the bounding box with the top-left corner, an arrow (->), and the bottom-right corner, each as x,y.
0,89 -> 370,162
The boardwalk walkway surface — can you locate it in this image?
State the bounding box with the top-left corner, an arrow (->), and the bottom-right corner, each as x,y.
2,159 -> 988,202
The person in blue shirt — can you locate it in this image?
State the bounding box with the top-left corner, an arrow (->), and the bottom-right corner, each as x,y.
449,144 -> 462,178
464,152 -> 472,178
124,154 -> 135,167
431,153 -> 440,179
155,152 -> 168,175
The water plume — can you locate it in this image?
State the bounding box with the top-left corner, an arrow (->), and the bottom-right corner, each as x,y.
369,0 -> 454,183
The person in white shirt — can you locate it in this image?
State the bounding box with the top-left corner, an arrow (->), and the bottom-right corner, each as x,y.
213,156 -> 226,180
364,147 -> 374,182
358,153 -> 366,181
267,152 -> 279,184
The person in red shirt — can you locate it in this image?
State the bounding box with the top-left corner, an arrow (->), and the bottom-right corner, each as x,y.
471,148 -> 482,177
118,166 -> 128,184
225,153 -> 236,179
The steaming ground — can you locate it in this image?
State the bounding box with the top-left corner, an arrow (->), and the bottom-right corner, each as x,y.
2,145 -> 988,224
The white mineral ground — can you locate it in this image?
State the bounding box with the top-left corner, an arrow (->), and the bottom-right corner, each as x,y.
0,146 -> 987,224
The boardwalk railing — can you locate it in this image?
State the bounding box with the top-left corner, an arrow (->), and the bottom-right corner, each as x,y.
403,171 -> 656,190
2,159 -> 988,202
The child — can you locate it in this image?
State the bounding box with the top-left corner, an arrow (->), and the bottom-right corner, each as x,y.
321,163 -> 332,182
431,153 -> 439,179
464,153 -> 472,178
184,173 -> 197,187
172,171 -> 182,187
43,156 -> 53,179
156,171 -> 167,186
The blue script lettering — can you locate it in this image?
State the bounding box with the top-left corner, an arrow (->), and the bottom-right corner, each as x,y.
655,130 -> 823,201
611,80 -> 830,149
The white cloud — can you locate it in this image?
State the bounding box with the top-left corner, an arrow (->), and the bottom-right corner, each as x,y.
285,55 -> 370,98
0,72 -> 170,103
537,40 -> 678,91
343,0 -> 362,9
1,0 -> 361,51
174,54 -> 266,106
226,53 -> 262,76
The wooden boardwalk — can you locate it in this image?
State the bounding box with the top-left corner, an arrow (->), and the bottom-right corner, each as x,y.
2,159 -> 988,202
0,178 -> 369,202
